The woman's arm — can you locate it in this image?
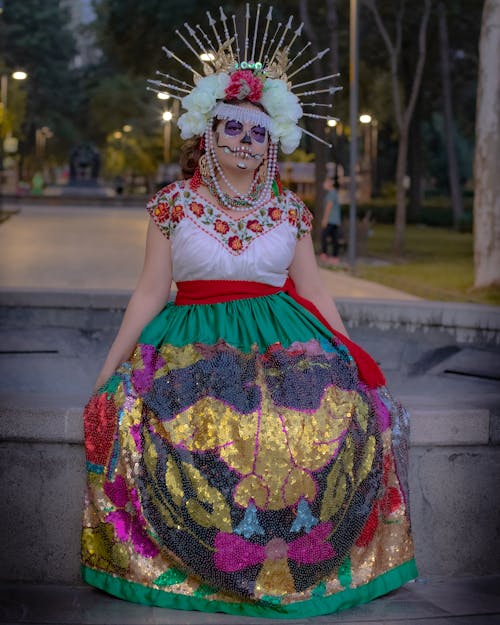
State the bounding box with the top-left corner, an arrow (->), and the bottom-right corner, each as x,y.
288,233 -> 349,336
93,219 -> 173,391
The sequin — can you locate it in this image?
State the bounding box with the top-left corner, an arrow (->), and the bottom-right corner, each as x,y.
82,293 -> 416,615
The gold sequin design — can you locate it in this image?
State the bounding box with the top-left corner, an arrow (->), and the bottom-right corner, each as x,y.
155,369 -> 361,510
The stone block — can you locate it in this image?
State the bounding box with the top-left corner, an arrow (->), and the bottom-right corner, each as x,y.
0,442 -> 85,583
409,446 -> 500,577
410,408 -> 490,446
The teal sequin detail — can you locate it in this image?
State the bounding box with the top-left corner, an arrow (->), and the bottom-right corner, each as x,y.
339,555 -> 352,588
290,497 -> 318,533
235,502 -> 265,538
312,580 -> 326,597
154,567 -> 187,587
194,583 -> 218,598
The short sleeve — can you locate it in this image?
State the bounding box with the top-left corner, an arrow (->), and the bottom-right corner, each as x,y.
287,191 -> 313,239
146,182 -> 184,239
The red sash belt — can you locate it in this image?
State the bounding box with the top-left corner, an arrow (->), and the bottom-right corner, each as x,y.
175,279 -> 385,388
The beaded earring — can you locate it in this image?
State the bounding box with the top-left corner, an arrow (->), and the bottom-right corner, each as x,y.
189,136 -> 207,192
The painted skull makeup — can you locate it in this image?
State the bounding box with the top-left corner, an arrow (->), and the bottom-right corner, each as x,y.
223,120 -> 268,144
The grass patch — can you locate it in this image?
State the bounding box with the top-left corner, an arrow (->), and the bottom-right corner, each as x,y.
354,224 -> 500,305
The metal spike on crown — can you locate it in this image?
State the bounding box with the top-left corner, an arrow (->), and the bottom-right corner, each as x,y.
148,3 -> 342,152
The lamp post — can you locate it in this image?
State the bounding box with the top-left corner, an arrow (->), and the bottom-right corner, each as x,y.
162,110 -> 173,163
348,0 -> 359,269
359,114 -> 378,197
0,69 -> 28,204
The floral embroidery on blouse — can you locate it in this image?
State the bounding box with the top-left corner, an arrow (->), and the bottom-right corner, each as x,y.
146,181 -> 312,252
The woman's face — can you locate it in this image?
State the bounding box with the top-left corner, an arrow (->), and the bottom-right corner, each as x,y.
212,102 -> 269,175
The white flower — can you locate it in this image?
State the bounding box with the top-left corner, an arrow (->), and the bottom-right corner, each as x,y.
195,73 -> 230,99
178,73 -> 231,138
270,119 -> 302,154
279,125 -> 302,154
178,110 -> 207,139
261,79 -> 289,117
182,89 -> 216,114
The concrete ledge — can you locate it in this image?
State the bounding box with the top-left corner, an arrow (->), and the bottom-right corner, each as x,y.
0,396 -> 493,447
1,288 -> 500,344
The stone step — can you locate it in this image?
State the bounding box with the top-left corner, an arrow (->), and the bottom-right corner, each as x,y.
1,576 -> 500,625
1,397 -> 499,585
0,395 -> 494,447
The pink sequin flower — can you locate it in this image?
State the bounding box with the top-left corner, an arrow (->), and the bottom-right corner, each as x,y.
104,475 -> 159,558
225,70 -> 263,102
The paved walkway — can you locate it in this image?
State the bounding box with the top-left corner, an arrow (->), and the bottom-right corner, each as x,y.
0,203 -> 418,299
1,577 -> 500,624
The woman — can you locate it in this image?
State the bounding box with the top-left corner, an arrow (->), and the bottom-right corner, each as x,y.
82,9 -> 416,619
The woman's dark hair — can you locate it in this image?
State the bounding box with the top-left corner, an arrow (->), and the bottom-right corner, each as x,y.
180,138 -> 203,178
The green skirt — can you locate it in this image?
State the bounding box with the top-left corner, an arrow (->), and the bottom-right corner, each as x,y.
82,292 -> 417,618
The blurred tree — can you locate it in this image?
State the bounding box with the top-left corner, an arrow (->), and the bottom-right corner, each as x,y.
474,0 -> 500,288
438,2 -> 464,228
298,0 -> 340,212
0,0 -> 79,166
361,0 -> 432,255
93,0 -> 224,75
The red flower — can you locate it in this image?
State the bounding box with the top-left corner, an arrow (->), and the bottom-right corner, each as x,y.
246,219 -> 263,233
214,218 -> 230,234
153,201 -> 170,222
190,201 -> 204,217
355,502 -> 380,548
225,70 -> 263,102
288,208 -> 298,226
355,454 -> 404,548
228,235 -> 243,251
171,204 -> 184,223
84,393 -> 118,467
268,206 -> 282,221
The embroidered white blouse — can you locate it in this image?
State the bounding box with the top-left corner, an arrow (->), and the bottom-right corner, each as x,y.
146,181 -> 313,287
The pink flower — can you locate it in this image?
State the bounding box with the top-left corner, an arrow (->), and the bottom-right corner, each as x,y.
104,475 -> 159,558
225,70 -> 263,102
214,522 -> 334,572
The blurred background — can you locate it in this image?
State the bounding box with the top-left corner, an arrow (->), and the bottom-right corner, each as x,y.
0,0 -> 498,303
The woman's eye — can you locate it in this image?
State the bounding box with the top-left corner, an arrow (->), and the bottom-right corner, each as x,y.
224,120 -> 243,136
251,126 -> 267,143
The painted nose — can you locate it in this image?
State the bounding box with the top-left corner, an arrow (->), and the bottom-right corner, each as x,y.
241,132 -> 252,144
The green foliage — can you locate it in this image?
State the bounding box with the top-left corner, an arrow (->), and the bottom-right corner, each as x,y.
355,195 -> 474,231
0,0 -> 79,159
92,0 -> 226,75
357,224 -> 500,305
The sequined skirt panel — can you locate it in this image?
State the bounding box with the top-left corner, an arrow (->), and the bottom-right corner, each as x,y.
82,293 -> 417,618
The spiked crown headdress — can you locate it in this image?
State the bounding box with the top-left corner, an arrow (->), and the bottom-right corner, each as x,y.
148,4 -> 342,154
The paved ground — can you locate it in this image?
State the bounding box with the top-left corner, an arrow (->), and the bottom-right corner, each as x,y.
1,577 -> 500,624
1,201 -> 499,625
0,202 -> 419,299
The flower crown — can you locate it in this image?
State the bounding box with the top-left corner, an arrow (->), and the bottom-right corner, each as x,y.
148,5 -> 342,154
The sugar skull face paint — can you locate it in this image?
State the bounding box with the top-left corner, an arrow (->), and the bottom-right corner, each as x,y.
212,102 -> 270,172
223,120 -> 267,144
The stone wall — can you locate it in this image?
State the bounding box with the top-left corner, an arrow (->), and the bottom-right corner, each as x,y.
1,291 -> 499,583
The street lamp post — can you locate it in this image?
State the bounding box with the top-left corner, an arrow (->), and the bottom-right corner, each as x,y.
162,110 -> 173,163
349,0 -> 359,268
0,69 -> 28,205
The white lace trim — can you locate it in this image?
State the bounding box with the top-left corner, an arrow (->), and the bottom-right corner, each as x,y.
213,102 -> 272,130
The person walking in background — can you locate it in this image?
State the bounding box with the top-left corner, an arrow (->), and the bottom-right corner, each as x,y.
320,177 -> 341,265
